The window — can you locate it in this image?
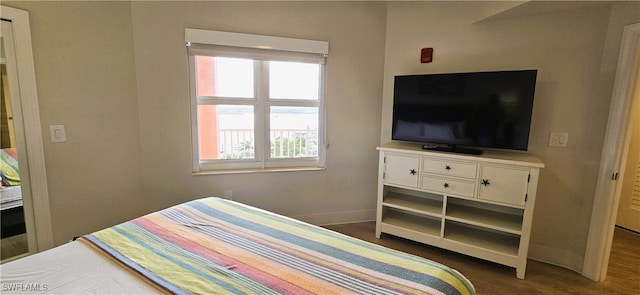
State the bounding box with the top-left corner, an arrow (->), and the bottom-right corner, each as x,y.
186,29 -> 328,172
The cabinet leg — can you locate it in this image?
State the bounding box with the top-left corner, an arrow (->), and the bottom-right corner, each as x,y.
516,267 -> 525,279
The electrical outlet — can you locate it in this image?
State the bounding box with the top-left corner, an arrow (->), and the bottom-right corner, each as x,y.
549,132 -> 569,147
224,190 -> 233,200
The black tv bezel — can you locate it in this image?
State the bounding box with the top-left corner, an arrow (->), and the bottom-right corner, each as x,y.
391,69 -> 538,155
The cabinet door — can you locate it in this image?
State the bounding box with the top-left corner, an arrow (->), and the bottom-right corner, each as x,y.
478,165 -> 529,206
384,153 -> 419,188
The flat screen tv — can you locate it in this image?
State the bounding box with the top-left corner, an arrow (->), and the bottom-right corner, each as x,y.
392,69 -> 537,155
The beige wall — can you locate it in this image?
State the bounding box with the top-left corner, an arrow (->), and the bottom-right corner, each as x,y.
3,0 -> 639,274
381,1 -> 639,272
6,1 -> 387,244
129,1 -> 387,217
5,1 -> 144,245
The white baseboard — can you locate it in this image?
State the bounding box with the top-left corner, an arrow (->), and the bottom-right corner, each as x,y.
291,209 -> 376,226
528,242 -> 584,274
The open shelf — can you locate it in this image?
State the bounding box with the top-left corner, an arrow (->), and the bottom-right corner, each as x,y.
446,201 -> 523,234
444,221 -> 520,257
383,190 -> 443,217
381,209 -> 441,237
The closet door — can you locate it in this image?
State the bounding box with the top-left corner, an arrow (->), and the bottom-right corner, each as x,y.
616,99 -> 640,232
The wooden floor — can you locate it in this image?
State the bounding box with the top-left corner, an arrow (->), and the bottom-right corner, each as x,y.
0,233 -> 28,261
323,222 -> 640,295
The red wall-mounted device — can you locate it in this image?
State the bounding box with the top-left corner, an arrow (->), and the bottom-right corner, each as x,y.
421,48 -> 433,63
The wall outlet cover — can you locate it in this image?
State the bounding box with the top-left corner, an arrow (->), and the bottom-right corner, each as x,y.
549,132 -> 569,147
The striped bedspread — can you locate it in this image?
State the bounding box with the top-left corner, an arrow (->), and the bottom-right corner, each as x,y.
1,148 -> 20,187
81,197 -> 475,295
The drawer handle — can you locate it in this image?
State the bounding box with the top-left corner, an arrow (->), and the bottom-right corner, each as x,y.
445,165 -> 451,170
482,179 -> 491,186
443,183 -> 449,188
409,169 -> 417,175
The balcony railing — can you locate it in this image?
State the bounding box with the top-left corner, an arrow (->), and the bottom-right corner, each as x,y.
218,129 -> 318,159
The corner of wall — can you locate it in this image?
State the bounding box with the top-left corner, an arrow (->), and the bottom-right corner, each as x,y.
529,242 -> 584,273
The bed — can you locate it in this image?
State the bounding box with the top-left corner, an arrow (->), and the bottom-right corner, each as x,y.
1,148 -> 25,239
1,148 -> 21,209
0,197 -> 475,294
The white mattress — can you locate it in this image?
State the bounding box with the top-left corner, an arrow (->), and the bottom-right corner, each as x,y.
0,241 -> 157,294
0,186 -> 22,210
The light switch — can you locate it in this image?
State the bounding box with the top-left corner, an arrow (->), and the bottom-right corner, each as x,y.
549,132 -> 568,147
49,125 -> 67,143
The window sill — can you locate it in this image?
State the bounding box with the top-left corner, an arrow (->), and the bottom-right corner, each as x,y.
193,166 -> 326,176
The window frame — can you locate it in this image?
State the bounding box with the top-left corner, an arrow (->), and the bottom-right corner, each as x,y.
186,29 -> 328,173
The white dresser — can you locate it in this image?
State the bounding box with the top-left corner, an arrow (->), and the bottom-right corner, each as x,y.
376,142 -> 544,279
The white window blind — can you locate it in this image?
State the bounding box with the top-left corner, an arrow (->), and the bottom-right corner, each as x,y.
185,28 -> 328,55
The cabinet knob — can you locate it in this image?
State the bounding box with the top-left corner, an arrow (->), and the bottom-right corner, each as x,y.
443,183 -> 449,188
409,169 -> 417,175
482,179 -> 490,186
445,165 -> 451,170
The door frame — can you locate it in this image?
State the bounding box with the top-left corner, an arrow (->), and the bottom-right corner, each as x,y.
1,5 -> 53,254
583,23 -> 640,281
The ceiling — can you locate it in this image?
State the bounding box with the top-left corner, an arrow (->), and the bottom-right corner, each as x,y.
476,1 -> 616,23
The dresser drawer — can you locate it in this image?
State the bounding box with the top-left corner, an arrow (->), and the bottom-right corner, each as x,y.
422,158 -> 477,179
421,176 -> 475,197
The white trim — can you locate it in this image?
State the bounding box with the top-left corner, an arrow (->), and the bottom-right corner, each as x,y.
187,52 -> 326,172
583,23 -> 640,281
185,28 -> 329,56
1,6 -> 53,251
256,60 -> 267,168
291,209 -> 376,226
188,53 -> 200,173
193,166 -> 325,176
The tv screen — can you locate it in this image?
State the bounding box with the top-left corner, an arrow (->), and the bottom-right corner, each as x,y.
392,70 -> 537,154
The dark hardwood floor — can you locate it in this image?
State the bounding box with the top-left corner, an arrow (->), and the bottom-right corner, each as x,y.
323,222 -> 640,295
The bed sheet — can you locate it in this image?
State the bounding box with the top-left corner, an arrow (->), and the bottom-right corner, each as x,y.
0,241 -> 157,294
